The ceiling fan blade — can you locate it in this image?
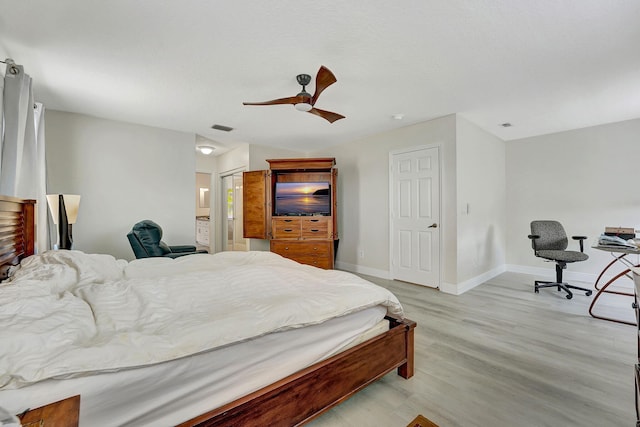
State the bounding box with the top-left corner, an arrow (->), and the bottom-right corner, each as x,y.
308,107 -> 345,123
311,66 -> 337,105
243,96 -> 300,106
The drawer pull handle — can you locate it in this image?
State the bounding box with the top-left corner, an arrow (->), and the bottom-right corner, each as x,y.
284,219 -> 293,222
310,219 -> 320,222
284,229 -> 294,232
313,247 -> 318,250
284,247 -> 289,250
310,229 -> 320,232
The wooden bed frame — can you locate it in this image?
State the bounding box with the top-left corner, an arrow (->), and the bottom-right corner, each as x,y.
0,195 -> 416,427
0,195 -> 35,279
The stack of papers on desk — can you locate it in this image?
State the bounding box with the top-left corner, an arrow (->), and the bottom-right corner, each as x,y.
598,234 -> 638,249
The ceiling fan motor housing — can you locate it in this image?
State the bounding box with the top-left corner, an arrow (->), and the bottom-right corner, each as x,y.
296,74 -> 311,86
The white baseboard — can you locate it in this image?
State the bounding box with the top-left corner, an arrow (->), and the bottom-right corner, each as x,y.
440,265 -> 507,295
335,261 -> 391,280
336,261 -> 507,295
438,282 -> 458,295
336,261 -> 631,295
506,264 -> 596,285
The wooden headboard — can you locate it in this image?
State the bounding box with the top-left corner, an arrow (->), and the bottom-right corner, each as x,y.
0,195 -> 36,278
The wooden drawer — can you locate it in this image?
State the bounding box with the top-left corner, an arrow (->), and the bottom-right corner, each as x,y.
272,217 -> 302,239
301,217 -> 331,239
271,240 -> 334,269
293,254 -> 333,269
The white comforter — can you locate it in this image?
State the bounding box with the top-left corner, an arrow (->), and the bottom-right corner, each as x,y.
0,250 -> 403,390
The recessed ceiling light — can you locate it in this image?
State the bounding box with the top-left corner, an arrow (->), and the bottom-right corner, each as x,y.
392,114 -> 404,120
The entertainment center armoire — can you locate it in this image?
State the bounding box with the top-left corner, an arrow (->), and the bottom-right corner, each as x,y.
243,158 -> 338,269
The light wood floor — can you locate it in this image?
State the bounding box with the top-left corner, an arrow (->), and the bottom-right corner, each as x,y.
308,271 -> 637,427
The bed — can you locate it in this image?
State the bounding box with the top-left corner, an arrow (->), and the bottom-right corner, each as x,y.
0,195 -> 416,426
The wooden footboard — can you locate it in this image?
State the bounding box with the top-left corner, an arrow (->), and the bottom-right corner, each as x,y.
180,316 -> 416,427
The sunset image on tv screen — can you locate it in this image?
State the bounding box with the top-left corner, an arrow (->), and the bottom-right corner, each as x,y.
275,182 -> 330,215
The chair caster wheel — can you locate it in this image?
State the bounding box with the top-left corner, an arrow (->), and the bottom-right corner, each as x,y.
534,289 -> 539,293
566,294 -> 573,299
586,291 -> 592,296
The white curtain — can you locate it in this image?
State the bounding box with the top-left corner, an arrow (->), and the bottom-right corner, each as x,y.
0,61 -> 49,253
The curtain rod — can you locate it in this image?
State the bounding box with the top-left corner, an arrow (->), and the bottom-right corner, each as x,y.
1,58 -> 21,75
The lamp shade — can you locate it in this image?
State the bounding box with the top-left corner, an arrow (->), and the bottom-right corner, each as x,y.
46,194 -> 81,250
46,194 -> 81,224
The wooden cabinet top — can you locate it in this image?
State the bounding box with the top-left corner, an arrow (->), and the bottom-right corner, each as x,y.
267,158 -> 335,170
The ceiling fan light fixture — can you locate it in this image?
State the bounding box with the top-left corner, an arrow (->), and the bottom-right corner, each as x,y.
295,102 -> 312,112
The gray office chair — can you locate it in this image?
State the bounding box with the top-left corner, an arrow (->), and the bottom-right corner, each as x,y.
528,220 -> 593,299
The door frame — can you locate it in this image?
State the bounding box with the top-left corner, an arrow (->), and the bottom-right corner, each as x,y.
388,143 -> 443,288
218,166 -> 246,253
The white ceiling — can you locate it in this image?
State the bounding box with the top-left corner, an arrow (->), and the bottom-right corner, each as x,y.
1,1 -> 639,154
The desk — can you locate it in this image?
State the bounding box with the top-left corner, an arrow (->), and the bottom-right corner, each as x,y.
590,244 -> 640,326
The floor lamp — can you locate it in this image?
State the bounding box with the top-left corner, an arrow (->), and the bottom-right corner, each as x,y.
46,194 -> 81,250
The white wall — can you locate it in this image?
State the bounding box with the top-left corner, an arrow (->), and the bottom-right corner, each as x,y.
313,115 -> 459,284
456,116 -> 507,288
249,144 -> 302,171
46,110 -> 196,260
506,117 -> 640,279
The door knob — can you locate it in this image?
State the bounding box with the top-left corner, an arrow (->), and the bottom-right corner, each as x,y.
428,223 -> 438,228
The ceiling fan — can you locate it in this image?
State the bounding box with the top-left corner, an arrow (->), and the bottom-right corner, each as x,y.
243,66 -> 345,123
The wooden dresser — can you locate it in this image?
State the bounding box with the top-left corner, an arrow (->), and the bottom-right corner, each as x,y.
271,216 -> 333,268
243,158 -> 338,269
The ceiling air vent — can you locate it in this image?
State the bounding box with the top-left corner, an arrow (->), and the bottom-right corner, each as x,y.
211,124 -> 234,132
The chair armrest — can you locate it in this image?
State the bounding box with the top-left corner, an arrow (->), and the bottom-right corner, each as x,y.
163,249 -> 208,259
164,252 -> 191,259
527,234 -> 540,240
169,245 -> 197,253
572,235 -> 587,252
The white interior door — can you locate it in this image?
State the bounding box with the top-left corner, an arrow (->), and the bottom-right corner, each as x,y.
390,146 -> 440,288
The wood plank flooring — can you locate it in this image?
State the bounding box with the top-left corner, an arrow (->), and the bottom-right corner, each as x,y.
308,272 -> 636,427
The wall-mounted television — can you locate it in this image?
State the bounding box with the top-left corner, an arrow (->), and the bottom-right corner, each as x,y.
274,182 -> 331,216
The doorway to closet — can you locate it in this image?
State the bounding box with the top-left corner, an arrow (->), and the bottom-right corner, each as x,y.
221,171 -> 247,251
